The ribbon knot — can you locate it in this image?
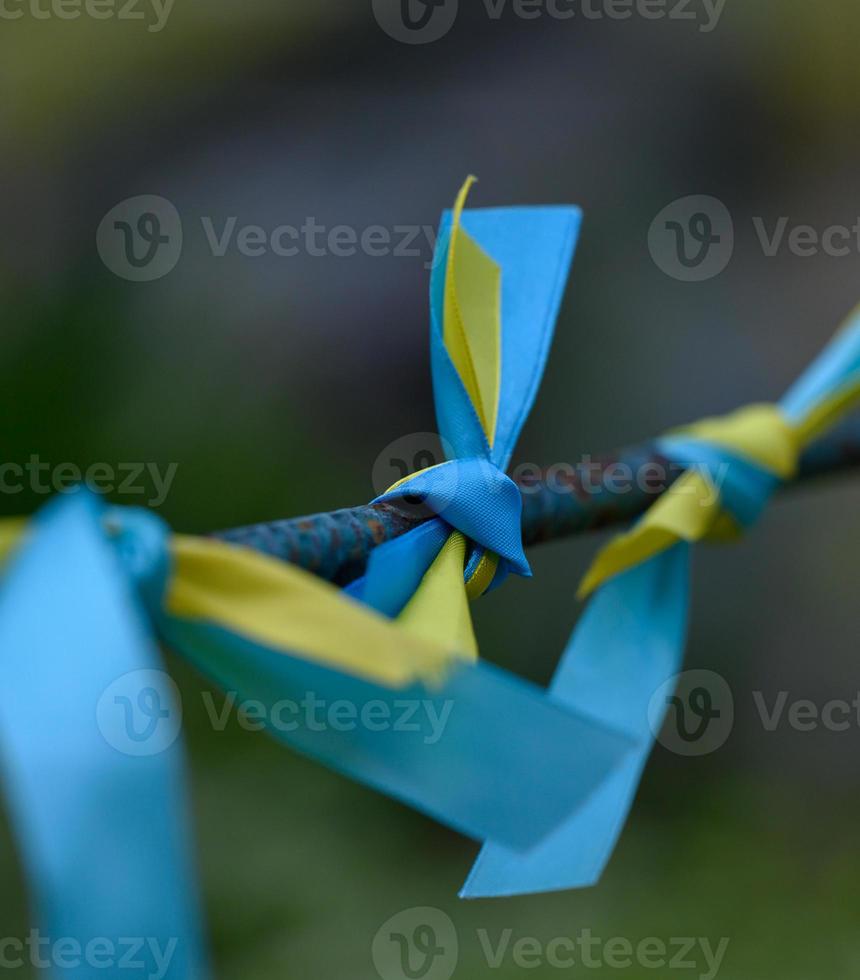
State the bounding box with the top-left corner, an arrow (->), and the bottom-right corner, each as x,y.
374,457 -> 530,591
578,402 -> 800,598
660,402 -> 799,530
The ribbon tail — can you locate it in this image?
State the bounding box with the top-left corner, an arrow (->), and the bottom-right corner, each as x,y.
158,610 -> 635,852
397,531 -> 478,658
345,518 -> 450,617
0,493 -> 207,976
461,543 -> 690,897
781,303 -> 860,432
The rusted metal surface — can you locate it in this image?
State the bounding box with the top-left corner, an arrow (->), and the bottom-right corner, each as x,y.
213,416 -> 860,586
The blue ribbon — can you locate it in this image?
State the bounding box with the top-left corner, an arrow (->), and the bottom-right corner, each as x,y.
352,204 -> 581,611
0,493 -> 208,977
463,307 -> 860,897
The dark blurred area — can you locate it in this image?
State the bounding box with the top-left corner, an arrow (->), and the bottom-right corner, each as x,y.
2,1 -> 860,977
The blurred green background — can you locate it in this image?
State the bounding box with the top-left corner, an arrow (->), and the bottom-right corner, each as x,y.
2,0 -> 860,976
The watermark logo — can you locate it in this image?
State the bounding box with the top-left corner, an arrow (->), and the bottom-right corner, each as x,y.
98,198 -> 440,279
97,195 -> 182,282
651,199 -> 860,281
372,908 -> 458,980
372,435 -> 732,518
371,432 -> 528,518
372,915 -> 730,979
648,195 -> 734,282
373,0 -> 725,43
649,669 -> 734,756
97,669 -> 182,757
372,0 -> 458,44
371,432 -> 456,515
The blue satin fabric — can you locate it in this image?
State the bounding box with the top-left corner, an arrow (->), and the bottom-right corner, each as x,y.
430,207 -> 583,470
655,437 -> 782,528
463,543 -> 691,896
0,493 -> 208,977
372,457 -> 530,577
354,205 -> 581,612
464,434 -> 784,896
463,434 -> 778,897
464,307 -> 860,897
0,492 -> 635,962
780,311 -> 860,422
156,614 -> 634,852
0,202 -> 634,944
343,518 -> 451,614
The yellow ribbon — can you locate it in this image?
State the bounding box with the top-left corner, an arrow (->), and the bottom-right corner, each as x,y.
578,382 -> 860,599
0,180 -> 509,689
0,521 -> 460,688
443,175 -> 502,447
378,176 -> 505,653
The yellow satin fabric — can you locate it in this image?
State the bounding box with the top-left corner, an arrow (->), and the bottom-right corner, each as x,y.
0,519 -> 460,688
167,535 -> 459,685
396,531 -> 478,658
0,519 -> 27,565
0,182 -> 508,688
384,176 -> 505,651
578,385 -> 860,599
443,175 -> 502,448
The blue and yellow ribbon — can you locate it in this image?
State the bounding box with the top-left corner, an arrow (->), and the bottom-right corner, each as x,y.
463,305 -> 860,897
5,176 -> 858,930
0,182 -> 637,965
356,177 -> 583,650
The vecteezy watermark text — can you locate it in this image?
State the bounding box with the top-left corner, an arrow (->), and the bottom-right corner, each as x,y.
371,432 -> 731,514
372,0 -> 727,44
650,670 -> 860,758
476,928 -> 729,977
372,908 -> 730,980
752,690 -> 860,733
97,195 -> 440,282
0,931 -> 176,980
201,216 -> 438,265
649,195 -> 860,281
752,216 -> 860,259
97,670 -> 457,757
201,690 -> 454,746
0,0 -> 174,31
0,457 -> 177,507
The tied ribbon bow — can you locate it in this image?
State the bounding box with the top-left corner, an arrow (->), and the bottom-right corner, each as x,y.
349,176 -> 581,662
0,183 -> 642,962
463,306 -> 860,898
